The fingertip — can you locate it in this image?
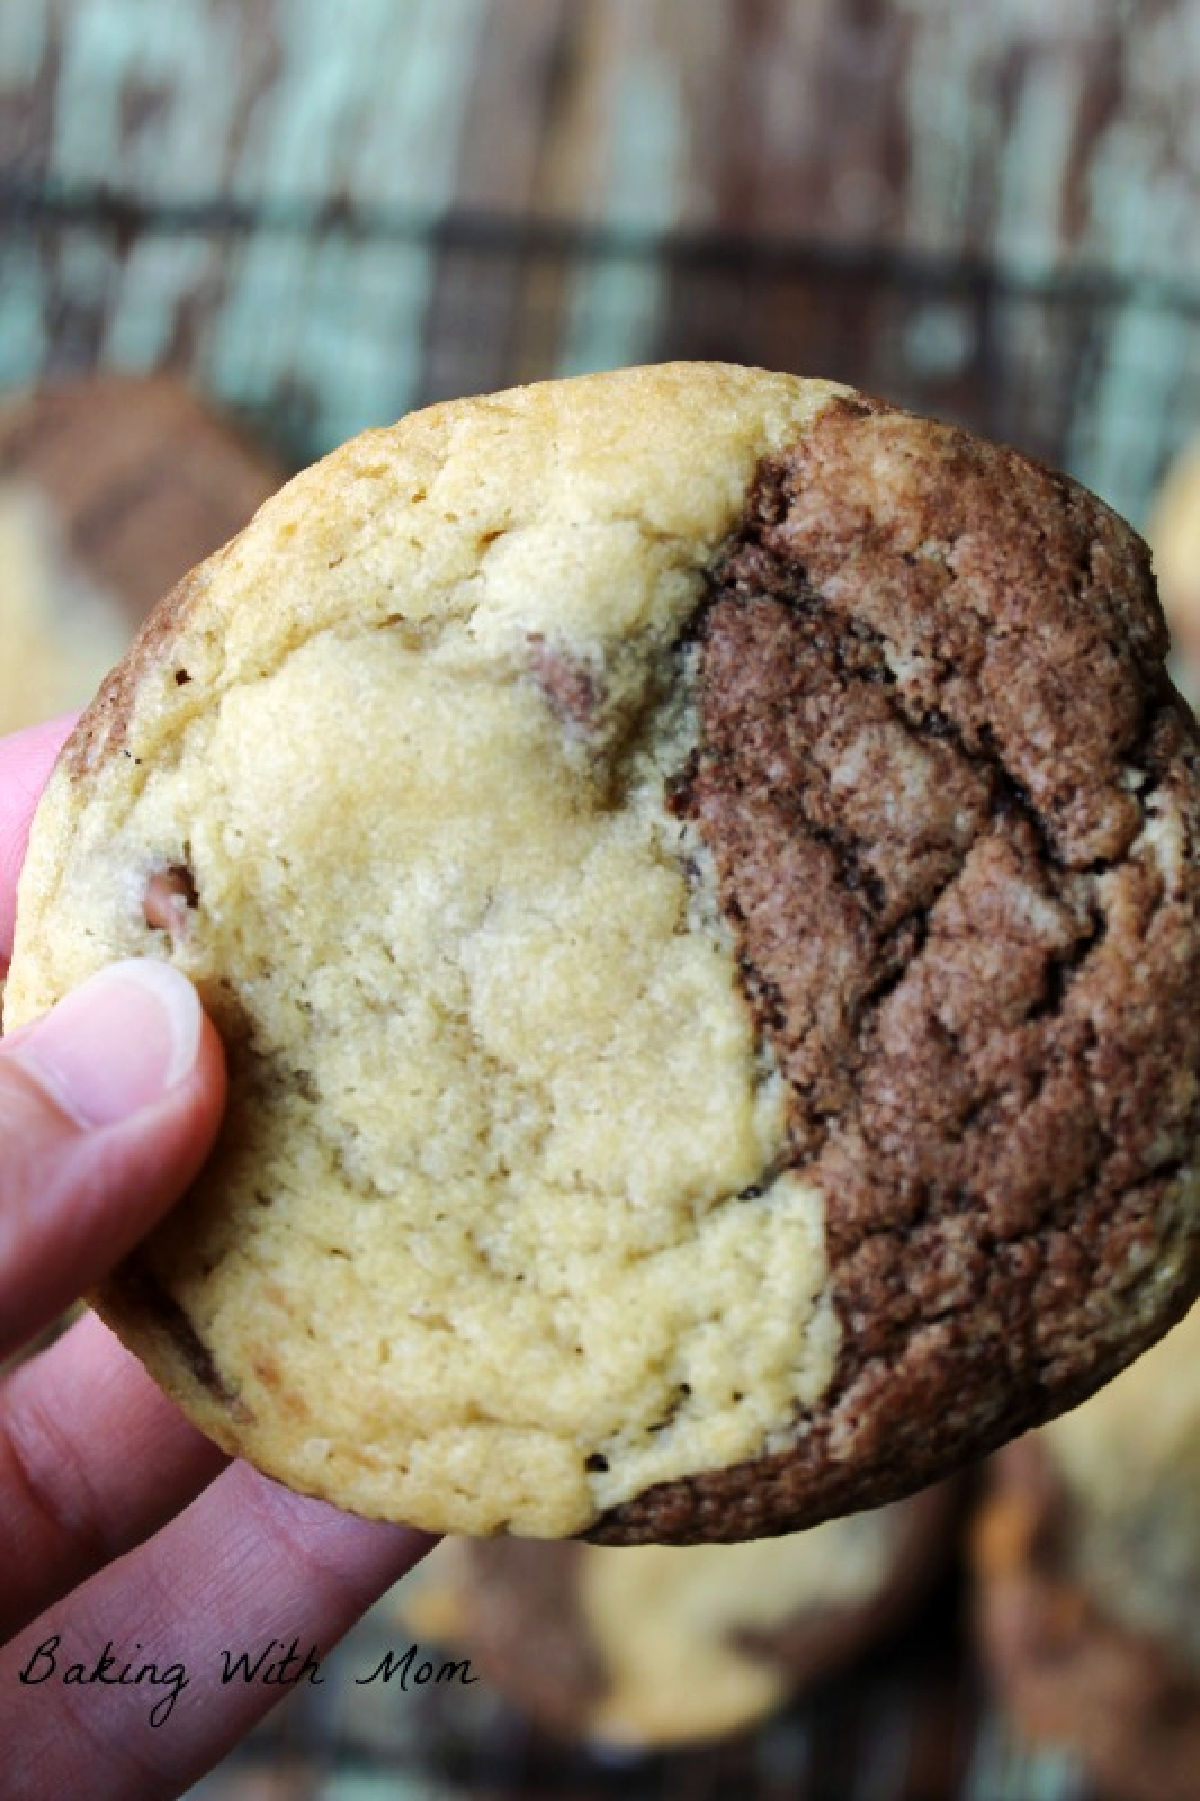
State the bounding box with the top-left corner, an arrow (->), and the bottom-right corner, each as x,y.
10,959 -> 211,1130
0,963 -> 229,1356
190,1000 -> 229,1157
83,964 -> 230,1209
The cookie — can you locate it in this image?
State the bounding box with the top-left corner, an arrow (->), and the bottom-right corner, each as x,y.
973,1304 -> 1200,1801
0,486 -> 129,740
0,376 -> 284,1370
6,363 -> 1200,1540
0,374 -> 284,736
403,1485 -> 955,1747
1148,436 -> 1200,707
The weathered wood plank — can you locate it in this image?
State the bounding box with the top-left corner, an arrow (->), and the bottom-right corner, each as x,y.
0,0 -> 1197,521
5,0 -> 1200,265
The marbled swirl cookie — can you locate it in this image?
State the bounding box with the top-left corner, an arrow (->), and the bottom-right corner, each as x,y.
1148,436 -> 1200,709
404,1486 -> 955,1746
6,365 -> 1200,1540
974,1303 -> 1200,1801
0,374 -> 283,736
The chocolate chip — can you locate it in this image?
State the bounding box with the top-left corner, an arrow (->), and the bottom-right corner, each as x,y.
143,863 -> 199,934
527,633 -> 603,731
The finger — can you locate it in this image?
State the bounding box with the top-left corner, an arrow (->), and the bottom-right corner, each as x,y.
0,959 -> 226,1358
0,1311 -> 228,1643
1,1464 -> 434,1801
0,714 -> 76,973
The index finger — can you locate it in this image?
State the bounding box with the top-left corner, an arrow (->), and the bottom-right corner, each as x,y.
0,716 -> 76,975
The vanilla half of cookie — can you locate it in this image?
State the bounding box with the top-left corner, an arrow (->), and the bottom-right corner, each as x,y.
7,364 -> 1200,1540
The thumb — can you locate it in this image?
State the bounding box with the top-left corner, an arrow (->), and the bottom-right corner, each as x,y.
0,960 -> 226,1359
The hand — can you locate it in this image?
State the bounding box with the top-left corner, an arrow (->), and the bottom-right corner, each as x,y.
0,719 -> 432,1799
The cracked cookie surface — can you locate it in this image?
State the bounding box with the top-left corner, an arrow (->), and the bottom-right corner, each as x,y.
5,365 -> 1199,1541
595,398 -> 1200,1541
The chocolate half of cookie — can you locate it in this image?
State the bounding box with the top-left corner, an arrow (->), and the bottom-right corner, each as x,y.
592,397 -> 1200,1542
6,365 -> 1199,1541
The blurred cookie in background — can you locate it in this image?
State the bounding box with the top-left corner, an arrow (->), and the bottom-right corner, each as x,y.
973,1303 -> 1200,1801
0,374 -> 284,735
1148,436 -> 1200,710
402,1485 -> 957,1751
0,375 -> 283,1370
0,487 -> 130,734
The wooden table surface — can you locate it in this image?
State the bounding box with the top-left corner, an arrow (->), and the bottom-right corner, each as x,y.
1,0 -> 1199,527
